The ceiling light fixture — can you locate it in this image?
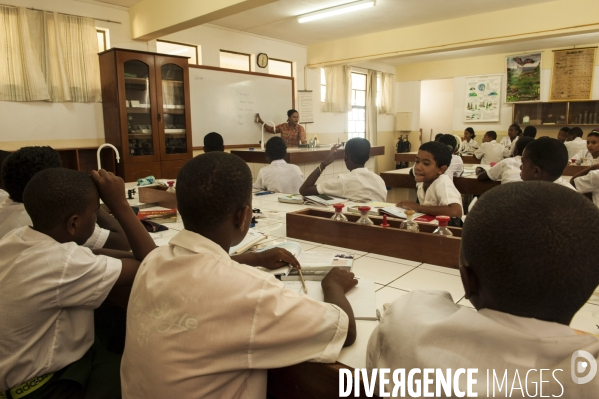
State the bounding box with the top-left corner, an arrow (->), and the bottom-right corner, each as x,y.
297,1 -> 375,24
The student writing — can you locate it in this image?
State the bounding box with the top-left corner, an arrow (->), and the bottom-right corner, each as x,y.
253,136 -> 303,193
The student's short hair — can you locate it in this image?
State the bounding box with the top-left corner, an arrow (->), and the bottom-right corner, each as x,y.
345,138 -> 371,165
176,152 -> 252,231
438,134 -> 458,153
23,168 -> 98,230
523,137 -> 568,179
509,124 -> 522,135
515,136 -> 534,155
419,141 -> 452,168
1,146 -> 61,203
588,131 -> 599,139
522,126 -> 537,138
484,131 -> 497,140
265,136 -> 287,161
287,109 -> 298,118
569,127 -> 583,138
558,127 -> 570,134
464,127 -> 475,138
203,132 -> 224,152
0,150 -> 11,190
434,133 -> 444,141
463,182 -> 599,320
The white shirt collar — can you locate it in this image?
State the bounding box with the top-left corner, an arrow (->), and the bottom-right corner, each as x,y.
169,229 -> 229,257
574,137 -> 584,142
478,308 -> 576,338
271,159 -> 287,165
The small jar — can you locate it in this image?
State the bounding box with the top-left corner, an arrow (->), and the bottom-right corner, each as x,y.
166,181 -> 176,193
331,203 -> 348,222
356,206 -> 374,225
432,216 -> 453,236
399,209 -> 419,232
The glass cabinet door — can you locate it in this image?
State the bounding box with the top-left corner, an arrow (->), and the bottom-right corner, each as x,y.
124,60 -> 155,157
160,64 -> 188,156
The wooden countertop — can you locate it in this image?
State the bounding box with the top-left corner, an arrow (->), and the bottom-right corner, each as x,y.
232,146 -> 385,164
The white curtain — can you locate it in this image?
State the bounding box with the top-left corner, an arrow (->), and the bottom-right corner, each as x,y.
322,65 -> 351,113
379,72 -> 394,115
366,69 -> 378,171
0,6 -> 101,102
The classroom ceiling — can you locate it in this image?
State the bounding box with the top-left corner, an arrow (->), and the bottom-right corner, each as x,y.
208,0 -> 556,46
380,31 -> 599,65
93,0 -> 140,7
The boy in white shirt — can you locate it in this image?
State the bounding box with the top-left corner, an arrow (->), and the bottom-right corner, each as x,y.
121,152 -> 357,398
557,126 -> 569,143
571,163 -> 599,209
253,136 -> 303,193
520,137 -> 576,190
367,181 -> 599,396
0,147 -> 130,250
474,131 -> 504,165
0,168 -> 157,398
571,130 -> 599,165
564,127 -> 588,160
477,136 -> 534,183
438,134 -> 464,178
299,138 -> 387,202
397,141 -> 463,219
459,127 -> 478,153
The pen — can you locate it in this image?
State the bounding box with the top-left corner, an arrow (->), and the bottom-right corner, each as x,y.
255,191 -> 275,196
298,268 -> 308,294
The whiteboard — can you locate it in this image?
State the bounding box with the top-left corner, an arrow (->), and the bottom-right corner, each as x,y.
189,66 -> 294,146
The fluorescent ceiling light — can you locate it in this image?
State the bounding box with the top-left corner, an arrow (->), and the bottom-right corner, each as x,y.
297,1 -> 375,24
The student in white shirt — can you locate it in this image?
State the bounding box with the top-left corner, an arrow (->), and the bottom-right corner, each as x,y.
203,131 -> 224,152
474,131 -> 504,165
522,125 -> 537,139
121,152 -> 357,398
459,127 -> 479,153
299,138 -> 387,202
557,126 -> 569,143
564,127 -> 588,160
571,163 -> 599,209
367,182 -> 599,396
0,168 -> 157,398
438,134 -> 463,178
571,130 -> 599,165
253,136 -> 304,193
477,136 -> 534,183
0,147 -> 130,250
397,141 -> 463,219
500,123 -> 521,152
520,137 -> 576,190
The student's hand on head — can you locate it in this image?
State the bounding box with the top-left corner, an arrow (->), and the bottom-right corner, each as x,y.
257,247 -> 301,270
397,200 -> 419,211
322,268 -> 358,294
91,169 -> 127,210
322,144 -> 342,166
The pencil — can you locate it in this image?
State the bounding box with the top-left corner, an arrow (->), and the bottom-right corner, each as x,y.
298,268 -> 308,294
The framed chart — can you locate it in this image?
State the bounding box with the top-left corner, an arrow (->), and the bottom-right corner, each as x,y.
550,48 -> 596,101
506,53 -> 542,102
464,75 -> 501,122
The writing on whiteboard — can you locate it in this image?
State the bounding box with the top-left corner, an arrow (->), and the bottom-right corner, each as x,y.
235,90 -> 254,126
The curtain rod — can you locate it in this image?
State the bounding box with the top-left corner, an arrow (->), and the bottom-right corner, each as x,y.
0,3 -> 122,24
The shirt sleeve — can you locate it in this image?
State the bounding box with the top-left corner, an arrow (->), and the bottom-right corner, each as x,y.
574,172 -> 597,194
263,124 -> 276,133
437,178 -> 463,208
474,145 -> 484,160
247,277 -> 348,368
253,170 -> 264,190
56,245 -> 122,309
486,161 -> 505,181
316,177 -> 345,198
83,225 -> 110,250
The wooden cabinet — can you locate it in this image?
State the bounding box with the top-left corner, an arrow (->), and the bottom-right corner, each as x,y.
99,48 -> 192,182
513,100 -> 599,127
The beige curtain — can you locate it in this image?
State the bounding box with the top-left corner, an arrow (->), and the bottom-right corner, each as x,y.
366,70 -> 378,171
322,65 -> 351,113
0,6 -> 101,102
379,72 -> 394,115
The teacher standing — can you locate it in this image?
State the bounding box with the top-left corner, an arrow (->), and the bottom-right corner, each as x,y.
256,109 -> 307,147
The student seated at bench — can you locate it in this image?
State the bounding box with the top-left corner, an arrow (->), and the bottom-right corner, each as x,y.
368,181 -> 599,395
564,127 -> 587,160
0,168 -> 156,399
299,138 -> 387,202
203,132 -> 224,152
121,152 -> 357,398
474,131 -> 504,164
570,162 -> 599,209
438,134 -> 463,179
397,141 -> 463,219
522,125 -> 537,138
557,126 -> 569,143
253,136 -> 303,193
501,124 -> 522,157
0,147 -> 130,250
477,136 -> 534,184
571,130 -> 599,165
520,137 -> 576,190
459,127 -> 478,153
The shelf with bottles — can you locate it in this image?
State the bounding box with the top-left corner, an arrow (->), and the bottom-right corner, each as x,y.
126,107 -> 150,114
568,101 -> 599,125
162,106 -> 185,114
512,102 -> 568,126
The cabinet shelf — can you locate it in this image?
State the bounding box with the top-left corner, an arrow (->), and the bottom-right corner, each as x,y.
126,107 -> 150,113
513,100 -> 599,126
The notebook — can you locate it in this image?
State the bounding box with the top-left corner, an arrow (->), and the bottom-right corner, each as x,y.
254,241 -> 303,276
303,194 -> 346,206
229,230 -> 267,255
379,206 -> 436,223
278,194 -> 304,204
348,201 -> 395,216
283,279 -> 377,320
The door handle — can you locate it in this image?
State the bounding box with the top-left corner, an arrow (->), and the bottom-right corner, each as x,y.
157,113 -> 162,122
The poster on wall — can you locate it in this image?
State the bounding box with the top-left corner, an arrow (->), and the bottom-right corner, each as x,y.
550,48 -> 596,101
506,53 -> 541,102
464,75 -> 501,122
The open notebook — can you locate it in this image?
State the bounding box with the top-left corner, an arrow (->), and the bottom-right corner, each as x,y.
283,279 -> 377,321
229,230 -> 267,255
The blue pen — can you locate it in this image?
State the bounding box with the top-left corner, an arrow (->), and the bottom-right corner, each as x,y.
255,191 -> 275,196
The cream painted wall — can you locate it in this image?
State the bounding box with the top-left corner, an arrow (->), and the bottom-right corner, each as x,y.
420,79 -> 455,142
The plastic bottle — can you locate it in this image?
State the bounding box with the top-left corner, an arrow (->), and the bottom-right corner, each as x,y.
331,203 -> 348,222
166,181 -> 176,193
432,216 -> 453,236
399,209 -> 420,232
356,206 -> 374,225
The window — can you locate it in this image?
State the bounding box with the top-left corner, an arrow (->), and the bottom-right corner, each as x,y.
96,28 -> 109,52
269,58 -> 292,77
220,50 -> 250,71
320,68 -> 326,102
348,72 -> 366,139
157,40 -> 200,65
